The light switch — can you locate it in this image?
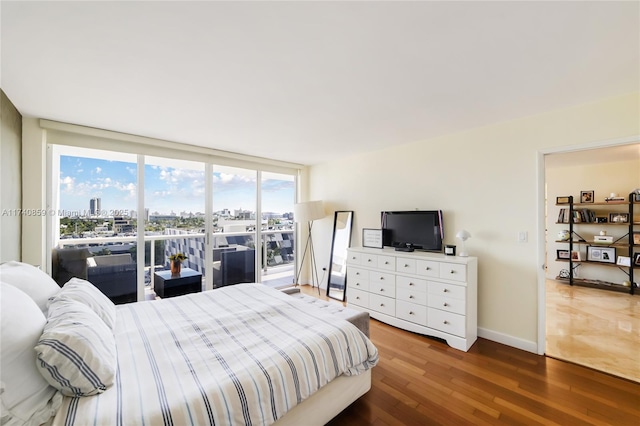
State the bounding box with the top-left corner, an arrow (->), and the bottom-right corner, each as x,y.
518,231 -> 528,243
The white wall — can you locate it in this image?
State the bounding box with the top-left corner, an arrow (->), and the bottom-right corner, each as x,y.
0,91 -> 22,262
546,158 -> 640,283
307,92 -> 640,352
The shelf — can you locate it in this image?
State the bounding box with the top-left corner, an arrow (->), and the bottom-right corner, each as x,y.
555,276 -> 635,293
555,240 -> 632,249
555,258 -> 625,267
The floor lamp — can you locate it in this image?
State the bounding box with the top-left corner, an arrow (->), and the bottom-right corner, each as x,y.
294,200 -> 325,293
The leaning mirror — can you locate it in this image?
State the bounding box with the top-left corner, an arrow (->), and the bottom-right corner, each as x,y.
326,211 -> 354,301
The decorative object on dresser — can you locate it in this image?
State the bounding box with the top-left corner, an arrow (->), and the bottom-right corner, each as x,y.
455,229 -> 471,257
444,244 -> 456,256
346,247 -> 478,351
168,252 -> 186,276
326,211 -> 354,301
293,200 -> 326,290
362,228 -> 383,249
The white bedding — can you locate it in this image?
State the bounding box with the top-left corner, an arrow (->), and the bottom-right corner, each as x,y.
51,284 -> 378,425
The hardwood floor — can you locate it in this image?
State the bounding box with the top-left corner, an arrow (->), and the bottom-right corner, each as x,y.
546,279 -> 640,383
294,286 -> 640,425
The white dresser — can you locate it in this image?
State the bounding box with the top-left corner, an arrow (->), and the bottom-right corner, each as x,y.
346,247 -> 478,351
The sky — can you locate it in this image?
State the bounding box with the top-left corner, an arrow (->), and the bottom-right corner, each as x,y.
59,155 -> 295,216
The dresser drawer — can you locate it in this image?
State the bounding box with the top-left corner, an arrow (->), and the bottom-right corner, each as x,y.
369,271 -> 396,289
361,253 -> 378,267
396,300 -> 427,326
396,287 -> 427,305
377,255 -> 396,271
369,293 -> 395,316
416,260 -> 440,278
347,251 -> 362,265
428,281 -> 466,300
349,267 -> 370,291
396,275 -> 427,293
428,294 -> 466,315
347,287 -> 369,308
370,279 -> 395,297
427,309 -> 465,337
439,263 -> 467,282
396,257 -> 416,275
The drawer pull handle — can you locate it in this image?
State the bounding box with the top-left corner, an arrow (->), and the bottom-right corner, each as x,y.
443,320 -> 449,325
380,288 -> 384,292
409,282 -> 414,286
425,267 -> 431,271
404,264 -> 409,267
409,295 -> 414,299
356,283 -> 360,286
384,261 -> 389,265
443,303 -> 448,307
409,311 -> 414,315
450,270 -> 455,274
367,259 -> 372,262
379,277 -> 384,280
443,289 -> 448,293
380,303 -> 385,307
356,296 -> 360,300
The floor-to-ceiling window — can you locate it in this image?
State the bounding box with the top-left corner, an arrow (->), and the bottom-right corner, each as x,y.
260,171 -> 296,288
48,131 -> 300,302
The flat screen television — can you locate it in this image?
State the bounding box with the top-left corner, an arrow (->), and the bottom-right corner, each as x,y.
381,210 -> 444,252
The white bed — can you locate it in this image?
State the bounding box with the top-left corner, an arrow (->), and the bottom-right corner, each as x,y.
0,261 -> 378,426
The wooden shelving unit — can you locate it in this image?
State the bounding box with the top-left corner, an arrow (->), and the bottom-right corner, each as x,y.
555,193 -> 638,295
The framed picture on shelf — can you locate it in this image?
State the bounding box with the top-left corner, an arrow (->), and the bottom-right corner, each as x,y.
556,196 -> 571,205
570,251 -> 581,261
634,252 -> 640,266
608,212 -> 629,223
616,256 -> 631,267
634,232 -> 640,245
556,249 -> 570,260
587,246 -> 616,263
580,190 -> 594,203
596,217 -> 608,223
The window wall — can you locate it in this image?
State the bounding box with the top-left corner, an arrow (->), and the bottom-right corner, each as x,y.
47,127 -> 300,302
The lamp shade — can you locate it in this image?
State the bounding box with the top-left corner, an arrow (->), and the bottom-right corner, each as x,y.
294,200 -> 325,223
456,229 -> 471,241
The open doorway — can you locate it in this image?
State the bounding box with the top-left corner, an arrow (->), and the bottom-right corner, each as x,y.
543,143 -> 640,382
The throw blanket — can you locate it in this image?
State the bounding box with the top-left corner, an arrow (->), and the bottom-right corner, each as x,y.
52,284 -> 378,426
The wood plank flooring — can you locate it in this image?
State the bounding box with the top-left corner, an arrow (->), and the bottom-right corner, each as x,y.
294,286 -> 640,426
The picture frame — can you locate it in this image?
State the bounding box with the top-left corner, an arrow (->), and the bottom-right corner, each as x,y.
616,256 -> 631,267
556,249 -> 570,260
556,196 -> 571,205
586,246 -> 616,263
362,228 -> 383,249
570,250 -> 581,261
580,190 -> 594,203
596,217 -> 608,223
634,252 -> 640,266
608,212 -> 629,224
634,232 -> 640,245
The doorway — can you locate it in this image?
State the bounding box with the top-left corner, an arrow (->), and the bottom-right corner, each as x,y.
542,143 -> 640,382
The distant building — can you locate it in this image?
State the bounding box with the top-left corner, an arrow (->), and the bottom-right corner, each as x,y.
90,197 -> 101,216
113,216 -> 134,234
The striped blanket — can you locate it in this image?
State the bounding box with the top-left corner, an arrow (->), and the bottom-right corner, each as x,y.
51,284 -> 378,426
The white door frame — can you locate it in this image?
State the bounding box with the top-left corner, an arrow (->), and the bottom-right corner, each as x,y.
536,135 -> 640,355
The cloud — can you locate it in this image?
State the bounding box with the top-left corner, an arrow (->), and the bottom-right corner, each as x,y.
95,167 -> 102,174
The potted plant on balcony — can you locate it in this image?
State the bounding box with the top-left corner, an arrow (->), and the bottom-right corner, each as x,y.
169,252 -> 187,276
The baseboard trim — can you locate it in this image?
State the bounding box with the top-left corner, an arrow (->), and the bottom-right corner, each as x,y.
478,327 -> 538,354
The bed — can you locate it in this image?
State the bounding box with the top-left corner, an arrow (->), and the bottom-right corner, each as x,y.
0,261 -> 378,426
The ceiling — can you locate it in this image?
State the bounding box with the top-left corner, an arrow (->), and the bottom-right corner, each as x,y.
1,1 -> 638,166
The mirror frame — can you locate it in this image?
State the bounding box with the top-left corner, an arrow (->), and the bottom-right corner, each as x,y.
326,210 -> 354,301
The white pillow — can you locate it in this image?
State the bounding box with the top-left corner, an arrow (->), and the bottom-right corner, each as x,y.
35,298 -> 117,397
0,282 -> 62,426
0,261 -> 61,313
50,277 -> 117,330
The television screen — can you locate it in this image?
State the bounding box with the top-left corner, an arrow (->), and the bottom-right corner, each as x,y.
381,210 -> 443,252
